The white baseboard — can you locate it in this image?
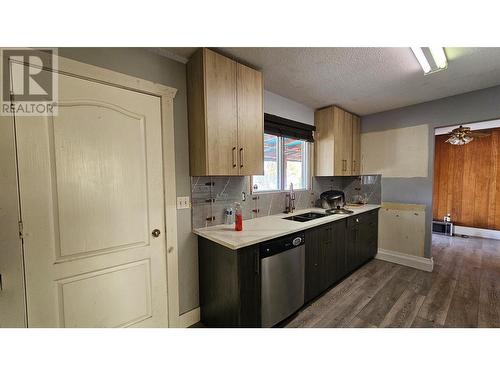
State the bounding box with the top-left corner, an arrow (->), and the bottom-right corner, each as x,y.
179,307 -> 200,328
454,226 -> 500,241
376,248 -> 434,272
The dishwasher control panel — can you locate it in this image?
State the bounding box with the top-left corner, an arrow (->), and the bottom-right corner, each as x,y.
260,232 -> 305,259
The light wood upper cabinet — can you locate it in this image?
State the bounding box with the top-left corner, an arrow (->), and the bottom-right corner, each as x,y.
314,105 -> 361,176
187,48 -> 264,176
237,63 -> 264,175
343,111 -> 353,175
352,116 -> 361,175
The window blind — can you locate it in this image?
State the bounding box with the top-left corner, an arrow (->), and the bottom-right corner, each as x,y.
264,113 -> 315,142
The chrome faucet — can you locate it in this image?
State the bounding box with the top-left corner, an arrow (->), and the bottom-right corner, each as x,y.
284,183 -> 296,214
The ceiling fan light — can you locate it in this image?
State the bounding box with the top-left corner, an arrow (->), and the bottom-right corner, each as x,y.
463,136 -> 473,144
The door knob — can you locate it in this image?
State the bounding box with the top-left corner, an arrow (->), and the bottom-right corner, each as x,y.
152,229 -> 161,238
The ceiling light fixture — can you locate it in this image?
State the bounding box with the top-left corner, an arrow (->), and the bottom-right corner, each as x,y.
411,47 -> 448,75
444,125 -> 490,146
411,47 -> 431,74
429,47 -> 448,69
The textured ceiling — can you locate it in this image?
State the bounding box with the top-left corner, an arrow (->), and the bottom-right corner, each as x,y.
157,47 -> 500,115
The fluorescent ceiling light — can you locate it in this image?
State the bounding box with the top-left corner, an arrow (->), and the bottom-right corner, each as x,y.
411,47 -> 448,75
411,47 -> 431,73
430,47 -> 448,69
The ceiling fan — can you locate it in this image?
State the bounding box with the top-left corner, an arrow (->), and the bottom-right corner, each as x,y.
445,125 -> 490,145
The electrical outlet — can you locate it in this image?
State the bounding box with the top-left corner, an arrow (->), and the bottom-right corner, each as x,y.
176,196 -> 191,209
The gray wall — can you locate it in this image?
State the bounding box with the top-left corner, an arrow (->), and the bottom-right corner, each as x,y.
58,48 -> 198,314
362,84 -> 500,258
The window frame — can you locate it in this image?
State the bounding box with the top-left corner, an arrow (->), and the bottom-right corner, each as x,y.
251,133 -> 311,194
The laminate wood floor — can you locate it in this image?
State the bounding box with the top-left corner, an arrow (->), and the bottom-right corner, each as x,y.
285,234 -> 500,328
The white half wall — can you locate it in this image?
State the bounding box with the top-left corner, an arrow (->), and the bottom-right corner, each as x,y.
378,202 -> 426,258
361,124 -> 429,178
376,249 -> 434,272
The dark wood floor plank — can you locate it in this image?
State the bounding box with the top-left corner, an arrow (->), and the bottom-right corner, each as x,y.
444,265 -> 481,327
311,263 -> 400,327
286,260 -> 389,328
393,266 -> 419,282
417,275 -> 457,326
347,316 -> 377,328
285,235 -> 500,329
379,289 -> 426,328
478,273 -> 500,328
286,272 -> 374,327
356,273 -> 409,326
411,316 -> 444,328
408,269 -> 435,296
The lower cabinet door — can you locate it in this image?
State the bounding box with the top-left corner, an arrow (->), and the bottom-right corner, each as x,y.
305,229 -> 322,302
346,224 -> 359,272
358,213 -> 379,262
321,225 -> 335,292
305,224 -> 331,302
238,246 -> 261,327
331,219 -> 347,283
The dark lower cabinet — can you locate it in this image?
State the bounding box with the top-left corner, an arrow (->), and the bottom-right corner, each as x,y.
346,222 -> 361,272
347,209 -> 379,272
305,219 -> 348,303
198,237 -> 260,327
307,209 -> 379,303
331,219 -> 347,283
305,223 -> 332,302
198,209 -> 379,327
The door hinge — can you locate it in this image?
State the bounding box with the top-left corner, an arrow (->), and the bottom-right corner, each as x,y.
18,221 -> 24,239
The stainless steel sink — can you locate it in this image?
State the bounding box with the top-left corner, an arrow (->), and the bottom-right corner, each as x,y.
282,212 -> 327,222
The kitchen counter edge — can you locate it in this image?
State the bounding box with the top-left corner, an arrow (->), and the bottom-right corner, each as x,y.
193,205 -> 381,250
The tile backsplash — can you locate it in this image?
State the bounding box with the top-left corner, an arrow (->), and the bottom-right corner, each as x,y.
191,175 -> 381,229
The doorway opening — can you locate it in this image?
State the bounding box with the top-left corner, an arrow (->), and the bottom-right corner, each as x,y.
433,119 -> 500,240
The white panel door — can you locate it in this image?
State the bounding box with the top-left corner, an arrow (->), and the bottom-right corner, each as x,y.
14,72 -> 169,327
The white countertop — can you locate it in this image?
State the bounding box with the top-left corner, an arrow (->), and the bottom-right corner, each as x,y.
193,204 -> 381,250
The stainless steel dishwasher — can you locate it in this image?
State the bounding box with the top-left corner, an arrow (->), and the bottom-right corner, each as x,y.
260,232 -> 305,327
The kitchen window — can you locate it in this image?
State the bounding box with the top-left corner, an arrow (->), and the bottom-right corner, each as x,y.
252,133 -> 311,192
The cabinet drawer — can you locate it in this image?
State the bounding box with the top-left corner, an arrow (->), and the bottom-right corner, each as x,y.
347,210 -> 378,227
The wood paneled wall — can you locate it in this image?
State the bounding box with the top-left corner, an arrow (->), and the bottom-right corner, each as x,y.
433,128 -> 500,230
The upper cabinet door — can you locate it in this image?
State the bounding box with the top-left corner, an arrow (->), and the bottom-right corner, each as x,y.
204,49 -> 238,175
314,106 -> 335,176
237,63 -> 264,176
187,49 -> 263,176
332,107 -> 344,175
314,105 -> 360,177
343,111 -> 353,176
352,116 -> 361,175
332,107 -> 350,175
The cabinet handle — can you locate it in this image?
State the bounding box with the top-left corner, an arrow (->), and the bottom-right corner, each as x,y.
342,159 -> 347,172
240,147 -> 244,168
353,160 -> 356,171
232,147 -> 237,168
254,251 -> 260,274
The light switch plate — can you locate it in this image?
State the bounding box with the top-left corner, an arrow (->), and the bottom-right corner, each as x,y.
176,196 -> 191,209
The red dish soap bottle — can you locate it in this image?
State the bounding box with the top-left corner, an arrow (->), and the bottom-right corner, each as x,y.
234,202 -> 243,231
